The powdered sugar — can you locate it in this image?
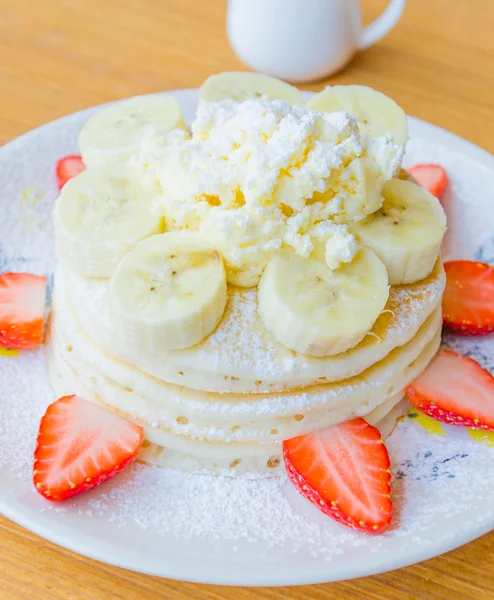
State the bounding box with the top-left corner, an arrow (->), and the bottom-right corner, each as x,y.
87,423 -> 494,551
0,351 -> 52,478
385,280 -> 443,336
203,287 -> 283,378
1,344 -> 493,564
200,272 -> 445,389
8,390 -> 494,563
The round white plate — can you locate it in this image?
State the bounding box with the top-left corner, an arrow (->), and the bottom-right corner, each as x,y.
0,90 -> 493,587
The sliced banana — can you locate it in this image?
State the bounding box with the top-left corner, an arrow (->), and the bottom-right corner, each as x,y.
54,165 -> 163,278
307,85 -> 408,147
258,247 -> 389,357
353,178 -> 447,285
199,72 -> 304,106
224,262 -> 267,289
109,232 -> 227,352
78,95 -> 187,167
398,167 -> 418,185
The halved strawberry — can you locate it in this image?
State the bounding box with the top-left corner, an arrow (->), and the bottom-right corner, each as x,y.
443,260 -> 494,335
34,395 -> 144,502
0,273 -> 46,349
406,349 -> 494,430
55,155 -> 85,190
408,164 -> 448,198
283,418 -> 392,534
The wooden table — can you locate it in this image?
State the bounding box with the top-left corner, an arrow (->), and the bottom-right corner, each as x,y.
1,0 -> 493,598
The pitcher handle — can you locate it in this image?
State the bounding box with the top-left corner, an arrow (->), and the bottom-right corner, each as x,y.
358,0 -> 407,50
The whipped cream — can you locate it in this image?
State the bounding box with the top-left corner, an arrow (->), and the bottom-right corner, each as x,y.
152,100 -> 402,285
322,224 -> 360,270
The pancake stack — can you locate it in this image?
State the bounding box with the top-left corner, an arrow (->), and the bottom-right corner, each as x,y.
46,259 -> 444,475
46,74 -> 447,477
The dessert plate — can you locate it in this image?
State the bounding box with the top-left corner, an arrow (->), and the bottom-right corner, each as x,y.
0,89 -> 493,587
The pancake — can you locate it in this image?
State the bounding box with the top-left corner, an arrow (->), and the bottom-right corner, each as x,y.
49,280 -> 442,439
58,259 -> 445,394
47,328 -> 441,476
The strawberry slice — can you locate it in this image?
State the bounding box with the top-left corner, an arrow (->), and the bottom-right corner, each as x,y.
408,164 -> 448,198
283,418 -> 392,534
406,349 -> 494,431
0,273 -> 46,350
34,395 -> 144,501
55,155 -> 85,190
443,260 -> 494,335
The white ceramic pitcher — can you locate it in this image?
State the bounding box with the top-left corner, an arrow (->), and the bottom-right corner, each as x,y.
227,0 -> 407,83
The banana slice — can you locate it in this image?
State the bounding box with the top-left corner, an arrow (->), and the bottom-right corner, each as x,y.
54,165 -> 163,278
78,95 -> 187,167
199,72 -> 304,106
307,85 -> 408,147
353,178 -> 447,285
109,232 -> 227,352
398,167 -> 418,185
258,247 -> 389,357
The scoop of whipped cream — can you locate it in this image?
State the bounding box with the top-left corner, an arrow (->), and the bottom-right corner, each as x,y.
321,223 -> 360,270
151,99 -> 402,286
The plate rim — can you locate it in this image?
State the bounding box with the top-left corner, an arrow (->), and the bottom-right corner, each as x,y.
0,490 -> 492,587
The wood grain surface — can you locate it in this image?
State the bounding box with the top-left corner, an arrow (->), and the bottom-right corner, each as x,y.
0,0 -> 493,598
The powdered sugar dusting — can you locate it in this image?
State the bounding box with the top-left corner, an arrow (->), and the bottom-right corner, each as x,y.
34,421 -> 494,561
1,344 -> 493,563
386,279 -> 443,337
202,287 -> 292,378
202,280 -> 445,382
0,351 -> 52,478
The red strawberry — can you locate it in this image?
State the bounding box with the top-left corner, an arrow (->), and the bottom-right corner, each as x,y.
34,395 -> 144,502
443,260 -> 494,335
55,155 -> 85,190
283,418 -> 392,534
406,349 -> 494,431
0,273 -> 46,350
408,164 -> 448,198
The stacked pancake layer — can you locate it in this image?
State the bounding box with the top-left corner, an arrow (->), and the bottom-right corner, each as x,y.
46,260 -> 445,476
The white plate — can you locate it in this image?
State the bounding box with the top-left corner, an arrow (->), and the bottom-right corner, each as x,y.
0,89 -> 494,587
